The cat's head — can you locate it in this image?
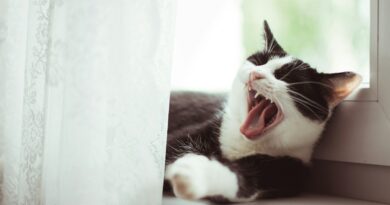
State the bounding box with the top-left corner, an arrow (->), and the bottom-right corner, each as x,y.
221,21 -> 361,161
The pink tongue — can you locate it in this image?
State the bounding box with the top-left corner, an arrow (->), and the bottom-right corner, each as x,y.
240,99 -> 277,139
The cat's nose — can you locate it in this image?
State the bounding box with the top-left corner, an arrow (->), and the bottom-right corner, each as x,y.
250,71 -> 265,81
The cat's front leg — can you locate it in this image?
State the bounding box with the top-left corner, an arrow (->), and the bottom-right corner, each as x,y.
165,153 -> 241,201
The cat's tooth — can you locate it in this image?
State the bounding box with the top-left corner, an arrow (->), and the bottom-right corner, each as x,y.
254,92 -> 260,98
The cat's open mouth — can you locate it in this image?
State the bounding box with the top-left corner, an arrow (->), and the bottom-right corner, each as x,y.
240,89 -> 284,140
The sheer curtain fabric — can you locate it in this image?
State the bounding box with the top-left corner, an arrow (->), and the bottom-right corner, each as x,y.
0,0 -> 175,204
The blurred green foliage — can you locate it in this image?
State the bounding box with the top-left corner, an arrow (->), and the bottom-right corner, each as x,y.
241,0 -> 369,76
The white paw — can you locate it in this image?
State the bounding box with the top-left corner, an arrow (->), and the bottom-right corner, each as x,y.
165,154 -> 210,200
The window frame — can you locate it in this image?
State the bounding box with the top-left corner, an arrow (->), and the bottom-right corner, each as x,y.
313,0 -> 390,167
345,0 -> 378,102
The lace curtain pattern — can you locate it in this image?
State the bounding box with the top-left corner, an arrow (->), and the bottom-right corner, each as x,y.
0,0 -> 175,204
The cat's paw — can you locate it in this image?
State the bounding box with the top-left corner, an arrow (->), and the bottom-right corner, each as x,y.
165,154 -> 210,200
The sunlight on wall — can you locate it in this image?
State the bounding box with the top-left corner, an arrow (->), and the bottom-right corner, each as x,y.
171,0 -> 243,92
171,0 -> 370,92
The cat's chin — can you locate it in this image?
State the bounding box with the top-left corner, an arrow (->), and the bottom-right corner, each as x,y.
239,90 -> 284,140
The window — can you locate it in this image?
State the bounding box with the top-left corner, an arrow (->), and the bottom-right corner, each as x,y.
171,0 -> 371,93
171,0 -> 389,170
170,1 -> 390,202
242,0 -> 370,83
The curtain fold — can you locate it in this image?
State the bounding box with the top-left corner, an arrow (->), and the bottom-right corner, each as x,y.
0,0 -> 176,204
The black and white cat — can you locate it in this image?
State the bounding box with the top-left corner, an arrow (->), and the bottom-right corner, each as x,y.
164,21 -> 361,203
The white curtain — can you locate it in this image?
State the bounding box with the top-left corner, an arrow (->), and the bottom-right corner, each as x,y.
0,0 -> 175,204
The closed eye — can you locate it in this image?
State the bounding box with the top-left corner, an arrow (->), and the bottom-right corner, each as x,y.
274,61 -> 311,81
273,64 -> 293,80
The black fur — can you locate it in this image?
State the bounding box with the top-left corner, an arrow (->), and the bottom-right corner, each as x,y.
248,21 -> 333,121
163,21 -> 345,202
164,91 -> 310,200
248,54 -> 332,121
166,91 -> 225,164
225,155 -> 309,199
275,60 -> 332,121
164,91 -> 225,194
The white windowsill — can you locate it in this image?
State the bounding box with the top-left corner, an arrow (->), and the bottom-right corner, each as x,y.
163,194 -> 386,205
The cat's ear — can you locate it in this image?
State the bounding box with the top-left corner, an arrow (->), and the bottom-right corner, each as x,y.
263,20 -> 285,54
321,72 -> 362,107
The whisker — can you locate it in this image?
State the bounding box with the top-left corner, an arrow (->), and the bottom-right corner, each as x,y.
289,81 -> 333,89
290,98 -> 323,120
290,96 -> 329,114
287,89 -> 328,112
279,63 -> 307,80
289,96 -> 328,114
280,92 -> 323,120
288,89 -> 328,112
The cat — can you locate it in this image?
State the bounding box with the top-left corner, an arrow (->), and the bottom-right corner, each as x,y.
164,21 -> 361,203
